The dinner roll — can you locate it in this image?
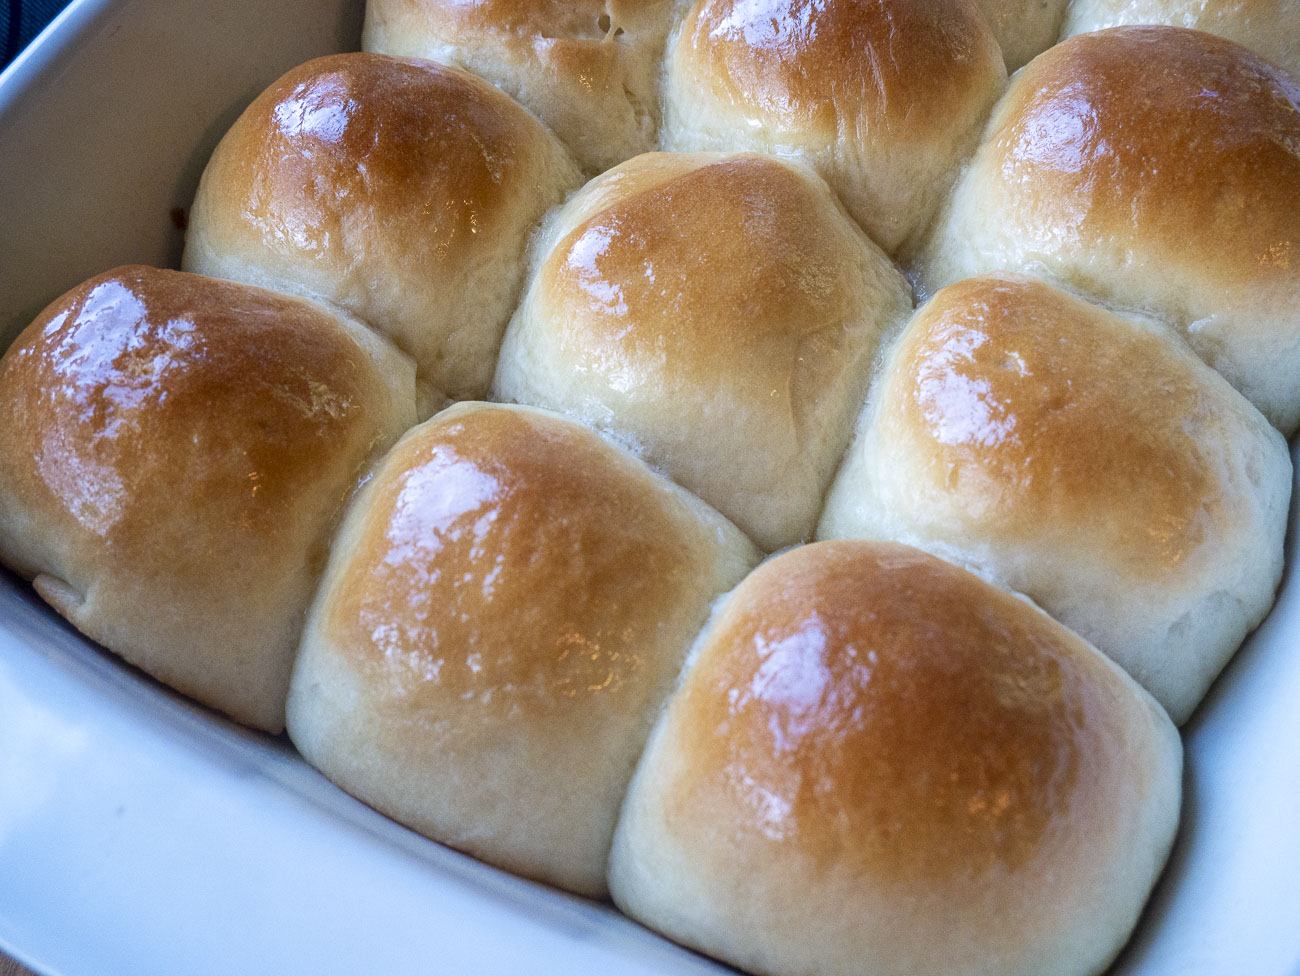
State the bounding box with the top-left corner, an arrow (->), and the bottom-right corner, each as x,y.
609,540 -> 1182,976
0,267 -> 417,731
183,53 -> 580,413
973,0 -> 1070,70
917,27 -> 1300,434
287,402 -> 758,896
819,274 -> 1292,724
362,0 -> 677,173
660,0 -> 1006,254
493,152 -> 911,552
1061,0 -> 1300,79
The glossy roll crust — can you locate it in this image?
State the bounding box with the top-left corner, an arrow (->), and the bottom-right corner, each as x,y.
918,27 -> 1300,434
183,52 -> 580,411
818,274 -> 1292,724
610,540 -> 1182,976
363,0 -> 678,173
287,402 -> 758,896
493,152 -> 911,551
660,0 -> 1006,254
0,267 -> 417,731
1061,0 -> 1300,79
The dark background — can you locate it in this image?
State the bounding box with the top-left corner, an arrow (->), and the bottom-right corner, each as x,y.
2,0 -> 69,67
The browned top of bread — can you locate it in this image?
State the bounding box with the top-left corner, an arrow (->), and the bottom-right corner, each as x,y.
395,0 -> 667,37
663,540 -> 1145,885
289,401 -> 756,891
985,26 -> 1300,290
675,0 -> 1001,141
324,403 -> 736,718
0,266 -> 414,729
199,53 -> 543,275
882,274 -> 1227,575
0,266 -> 394,556
539,153 -> 879,384
610,539 -> 1181,976
185,51 -> 578,404
498,151 -> 907,551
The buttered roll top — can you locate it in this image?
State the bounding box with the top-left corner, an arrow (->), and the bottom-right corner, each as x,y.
1061,0 -> 1300,79
660,0 -> 1007,254
819,274 -> 1292,724
918,27 -> 1300,434
609,540 -> 1182,976
183,52 -> 580,413
0,267 -> 417,731
493,152 -> 911,551
363,0 -> 677,173
287,402 -> 758,896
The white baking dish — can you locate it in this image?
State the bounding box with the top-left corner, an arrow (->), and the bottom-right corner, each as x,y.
0,2 -> 1297,973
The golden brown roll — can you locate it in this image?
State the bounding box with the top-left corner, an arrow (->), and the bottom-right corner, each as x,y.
917,27 -> 1300,434
1061,0 -> 1300,78
183,53 -> 580,413
609,540 -> 1182,976
973,0 -> 1070,69
492,152 -> 911,551
0,267 -> 417,732
286,402 -> 758,896
362,0 -> 677,174
818,274 -> 1292,724
660,0 -> 1006,254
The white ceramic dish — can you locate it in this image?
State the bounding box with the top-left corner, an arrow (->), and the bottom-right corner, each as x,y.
1,2 -> 1298,974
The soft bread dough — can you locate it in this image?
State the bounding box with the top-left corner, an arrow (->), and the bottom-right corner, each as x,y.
918,27 -> 1300,434
494,151 -> 911,551
287,402 -> 758,896
363,0 -> 678,173
973,0 -> 1070,70
819,274 -> 1292,724
0,266 -> 417,731
660,0 -> 1007,254
1061,0 -> 1300,79
183,52 -> 580,413
610,540 -> 1183,976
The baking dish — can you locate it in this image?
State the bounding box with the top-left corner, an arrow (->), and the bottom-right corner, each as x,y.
0,1 -> 1297,973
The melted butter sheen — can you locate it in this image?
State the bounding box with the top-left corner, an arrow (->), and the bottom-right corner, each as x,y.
887,275 -> 1222,572
990,27 -> 1300,280
545,155 -> 860,381
669,541 -> 1123,883
239,54 -> 530,266
0,266 -> 373,543
331,407 -> 711,714
685,0 -> 994,131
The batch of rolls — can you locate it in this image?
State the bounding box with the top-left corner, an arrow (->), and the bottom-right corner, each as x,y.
2,0 -> 1297,972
